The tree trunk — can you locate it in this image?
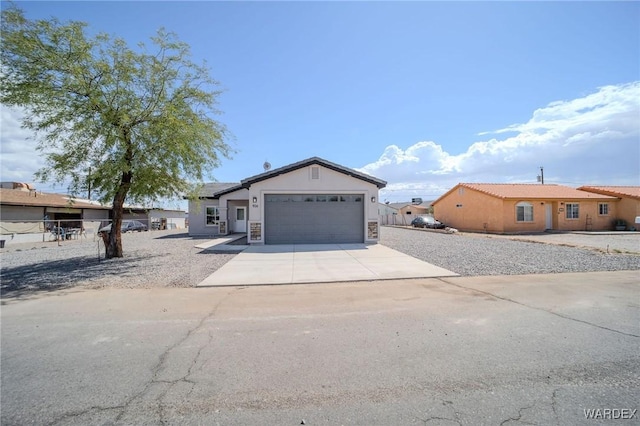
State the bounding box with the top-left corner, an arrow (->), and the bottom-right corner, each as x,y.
104,171 -> 132,259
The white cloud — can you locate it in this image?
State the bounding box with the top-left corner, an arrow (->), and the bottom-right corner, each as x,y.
359,82 -> 640,202
0,106 -> 44,183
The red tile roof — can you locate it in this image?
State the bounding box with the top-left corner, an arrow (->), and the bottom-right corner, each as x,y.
434,183 -> 618,204
577,186 -> 640,200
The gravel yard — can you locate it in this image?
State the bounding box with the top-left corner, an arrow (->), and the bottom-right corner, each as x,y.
382,226 -> 640,276
0,230 -> 234,295
1,227 -> 638,295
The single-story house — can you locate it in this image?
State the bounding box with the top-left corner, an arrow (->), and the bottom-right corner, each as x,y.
378,202 -> 399,225
381,200 -> 433,226
577,186 -> 640,230
189,157 -> 387,244
0,183 -> 189,245
121,208 -> 188,230
432,183 -> 620,233
0,184 -> 111,244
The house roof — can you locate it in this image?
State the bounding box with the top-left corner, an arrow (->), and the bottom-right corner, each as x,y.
240,157 -> 387,189
199,157 -> 387,199
0,188 -> 111,209
577,186 -> 640,200
195,182 -> 242,199
433,183 -> 618,204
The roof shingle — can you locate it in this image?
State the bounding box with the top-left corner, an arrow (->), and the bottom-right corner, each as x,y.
0,188 -> 110,209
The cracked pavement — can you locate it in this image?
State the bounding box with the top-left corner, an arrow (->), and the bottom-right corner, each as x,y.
1,270 -> 638,425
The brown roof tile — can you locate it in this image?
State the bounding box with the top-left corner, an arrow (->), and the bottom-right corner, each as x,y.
577,186 -> 640,200
0,188 -> 110,209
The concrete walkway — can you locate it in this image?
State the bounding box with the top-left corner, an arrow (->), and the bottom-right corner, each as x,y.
197,244 -> 458,287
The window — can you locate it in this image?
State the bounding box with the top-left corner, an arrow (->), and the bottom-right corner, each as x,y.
566,203 -> 579,219
598,203 -> 609,216
516,202 -> 534,222
205,206 -> 220,226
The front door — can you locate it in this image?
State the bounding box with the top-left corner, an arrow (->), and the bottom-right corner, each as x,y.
545,204 -> 553,230
235,207 -> 247,233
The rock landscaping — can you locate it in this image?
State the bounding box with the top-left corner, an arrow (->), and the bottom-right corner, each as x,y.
1,227 -> 638,295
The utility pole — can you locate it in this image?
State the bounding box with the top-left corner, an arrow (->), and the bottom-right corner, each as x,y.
87,167 -> 92,200
537,166 -> 544,184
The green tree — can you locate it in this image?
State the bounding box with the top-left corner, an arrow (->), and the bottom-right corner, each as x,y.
1,5 -> 232,258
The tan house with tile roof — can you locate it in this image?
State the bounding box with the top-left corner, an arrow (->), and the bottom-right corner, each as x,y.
578,186 -> 640,230
432,183 -> 619,233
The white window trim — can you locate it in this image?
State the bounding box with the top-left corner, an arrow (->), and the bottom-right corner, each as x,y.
566,203 -> 579,220
598,203 -> 609,216
205,206 -> 220,226
516,202 -> 534,222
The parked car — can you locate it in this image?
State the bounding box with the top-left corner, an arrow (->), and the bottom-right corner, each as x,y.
411,215 -> 445,229
99,220 -> 148,234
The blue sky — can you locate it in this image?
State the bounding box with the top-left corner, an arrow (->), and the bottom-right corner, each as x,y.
1,1 -> 639,205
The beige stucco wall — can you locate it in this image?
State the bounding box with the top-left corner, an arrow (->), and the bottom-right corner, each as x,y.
396,205 -> 430,225
433,187 -> 505,232
615,198 -> 640,229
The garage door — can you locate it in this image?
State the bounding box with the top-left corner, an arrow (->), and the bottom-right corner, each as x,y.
265,194 -> 364,244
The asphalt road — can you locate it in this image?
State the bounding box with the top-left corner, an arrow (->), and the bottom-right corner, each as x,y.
1,271 -> 638,425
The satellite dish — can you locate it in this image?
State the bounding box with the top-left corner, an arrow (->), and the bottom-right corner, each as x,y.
263,161 -> 271,171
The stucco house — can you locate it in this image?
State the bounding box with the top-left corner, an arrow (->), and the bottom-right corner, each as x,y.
378,201 -> 434,226
432,183 -> 619,233
0,182 -> 189,245
189,157 -> 387,244
0,183 -> 111,244
577,186 -> 640,230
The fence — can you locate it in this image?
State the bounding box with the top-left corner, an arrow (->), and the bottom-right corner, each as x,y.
0,218 -> 186,248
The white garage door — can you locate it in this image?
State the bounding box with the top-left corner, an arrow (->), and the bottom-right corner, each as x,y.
264,194 -> 364,244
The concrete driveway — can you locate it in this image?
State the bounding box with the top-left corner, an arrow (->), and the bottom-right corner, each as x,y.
197,244 -> 458,287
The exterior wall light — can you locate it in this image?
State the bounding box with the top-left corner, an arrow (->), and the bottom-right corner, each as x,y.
252,196 -> 257,203
371,196 -> 376,203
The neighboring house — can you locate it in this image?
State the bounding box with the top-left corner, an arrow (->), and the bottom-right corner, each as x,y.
121,208 -> 188,230
432,183 -> 619,233
378,203 -> 399,225
0,184 -> 111,243
382,201 -> 433,226
0,183 -> 189,245
578,186 -> 640,230
189,157 -> 387,244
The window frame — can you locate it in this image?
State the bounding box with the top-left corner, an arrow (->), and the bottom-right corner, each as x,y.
598,203 -> 609,216
205,206 -> 220,226
565,203 -> 579,220
515,202 -> 534,222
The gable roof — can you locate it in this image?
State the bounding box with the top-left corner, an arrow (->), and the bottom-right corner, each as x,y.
195,182 -> 242,199
241,157 -> 387,189
0,188 -> 111,209
577,186 -> 640,200
433,183 -> 618,204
